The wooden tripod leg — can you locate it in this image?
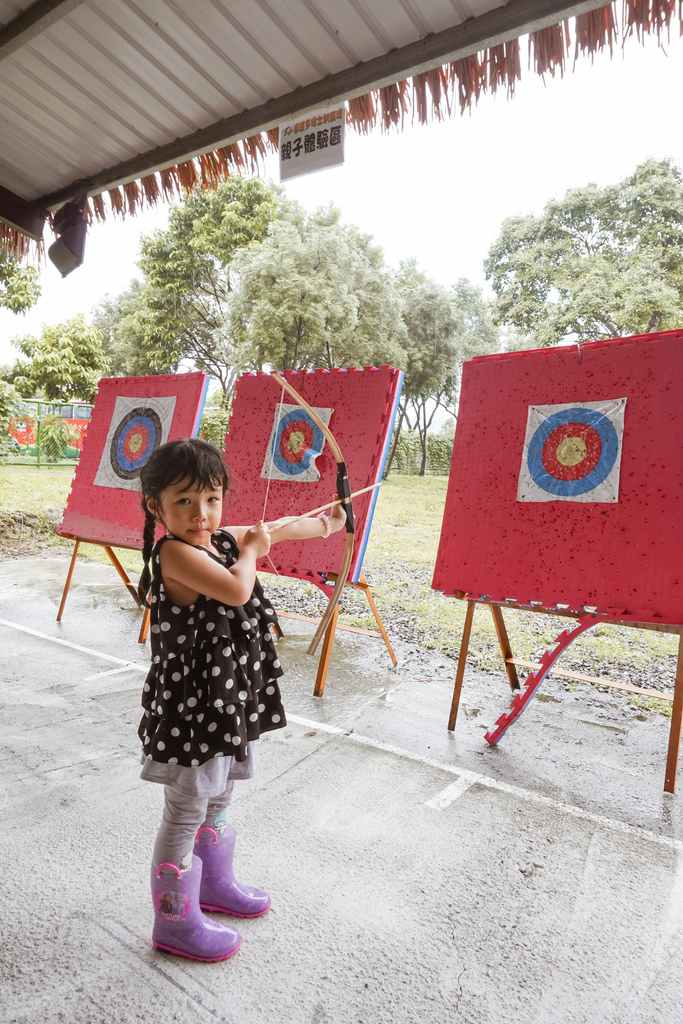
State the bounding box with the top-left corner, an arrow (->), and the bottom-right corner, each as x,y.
103,545 -> 142,607
138,605 -> 151,645
57,539 -> 80,621
490,604 -> 520,691
664,633 -> 683,793
448,600 -> 475,731
272,620 -> 284,639
314,603 -> 340,698
359,572 -> 397,667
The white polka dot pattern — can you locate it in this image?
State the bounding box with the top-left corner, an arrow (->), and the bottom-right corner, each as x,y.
138,531 -> 285,769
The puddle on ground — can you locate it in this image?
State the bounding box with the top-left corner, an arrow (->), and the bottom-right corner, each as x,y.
579,719 -> 626,735
537,694 -> 562,704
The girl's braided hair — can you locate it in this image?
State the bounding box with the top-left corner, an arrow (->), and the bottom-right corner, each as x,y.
137,437 -> 230,605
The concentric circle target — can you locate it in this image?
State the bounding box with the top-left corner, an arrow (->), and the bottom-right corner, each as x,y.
271,409 -> 324,477
110,408 -> 163,480
527,407 -> 619,496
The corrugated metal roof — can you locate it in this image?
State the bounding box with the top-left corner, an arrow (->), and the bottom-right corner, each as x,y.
0,0 -> 604,217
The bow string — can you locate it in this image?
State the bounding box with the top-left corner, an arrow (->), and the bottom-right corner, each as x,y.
268,371 -> 355,656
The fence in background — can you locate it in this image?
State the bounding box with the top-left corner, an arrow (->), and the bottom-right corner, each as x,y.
6,400 -> 92,468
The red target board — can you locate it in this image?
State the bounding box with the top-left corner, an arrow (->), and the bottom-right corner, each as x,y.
58,373 -> 209,549
223,366 -> 403,586
432,331 -> 683,624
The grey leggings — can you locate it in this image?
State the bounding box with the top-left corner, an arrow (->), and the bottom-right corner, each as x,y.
153,780 -> 234,868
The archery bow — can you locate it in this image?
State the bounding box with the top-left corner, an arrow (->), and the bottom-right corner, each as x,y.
268,371 -> 355,656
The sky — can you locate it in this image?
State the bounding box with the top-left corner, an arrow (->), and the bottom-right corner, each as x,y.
2,30 -> 683,372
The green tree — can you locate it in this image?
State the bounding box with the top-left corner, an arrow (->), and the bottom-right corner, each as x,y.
485,158 -> 683,346
10,315 -> 110,401
0,245 -> 41,314
384,263 -> 498,477
231,204 -> 406,372
137,178 -> 278,395
91,279 -> 171,376
0,379 -> 20,460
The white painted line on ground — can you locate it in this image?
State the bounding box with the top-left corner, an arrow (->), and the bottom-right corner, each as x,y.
0,618 -> 137,667
84,664 -> 147,681
288,714 -> 683,851
1,618 -> 680,853
425,773 -> 479,809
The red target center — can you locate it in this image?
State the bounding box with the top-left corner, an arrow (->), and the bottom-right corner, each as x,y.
280,420 -> 314,464
123,425 -> 149,462
542,422 -> 602,481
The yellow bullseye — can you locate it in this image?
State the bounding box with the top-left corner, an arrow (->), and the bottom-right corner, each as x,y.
555,436 -> 587,467
287,430 -> 307,455
128,431 -> 144,454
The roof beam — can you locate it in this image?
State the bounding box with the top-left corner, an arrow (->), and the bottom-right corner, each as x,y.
0,0 -> 88,61
0,185 -> 45,240
37,0 -> 608,211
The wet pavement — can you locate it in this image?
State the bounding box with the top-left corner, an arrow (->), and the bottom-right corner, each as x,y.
2,556 -> 683,1024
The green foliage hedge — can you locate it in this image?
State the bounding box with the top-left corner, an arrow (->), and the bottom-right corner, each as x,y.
389,431 -> 453,476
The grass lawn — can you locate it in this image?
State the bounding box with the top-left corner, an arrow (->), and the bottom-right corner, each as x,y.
0,465 -> 677,714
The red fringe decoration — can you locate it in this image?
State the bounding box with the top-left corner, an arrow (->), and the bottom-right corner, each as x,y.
347,92 -> 377,133
488,39 -> 522,96
266,127 -> 279,150
624,0 -> 676,40
378,80 -> 409,131
108,187 -> 126,218
217,143 -> 246,173
159,167 -> 178,200
242,134 -> 268,171
530,22 -> 571,77
123,180 -> 141,215
1,222 -> 34,259
199,151 -> 222,188
175,160 -> 199,192
575,4 -> 618,60
91,193 -> 107,222
412,73 -> 430,124
139,174 -> 160,206
451,54 -> 487,114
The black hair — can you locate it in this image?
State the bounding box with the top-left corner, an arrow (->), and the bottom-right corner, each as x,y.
137,437 -> 230,605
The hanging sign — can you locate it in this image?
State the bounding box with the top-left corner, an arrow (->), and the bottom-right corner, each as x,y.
517,398 -> 627,503
279,105 -> 345,182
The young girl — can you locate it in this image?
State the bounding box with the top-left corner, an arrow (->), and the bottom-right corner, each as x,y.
137,437 -> 345,962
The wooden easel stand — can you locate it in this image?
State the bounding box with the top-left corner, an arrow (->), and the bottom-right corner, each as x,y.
449,597 -> 683,793
312,571 -> 397,697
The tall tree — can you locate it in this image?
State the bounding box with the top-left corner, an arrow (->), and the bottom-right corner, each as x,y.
10,316 -> 109,401
230,204 -> 406,372
384,263 -> 498,476
91,280 -> 171,376
485,158 -> 683,346
0,245 -> 41,314
137,177 -> 278,396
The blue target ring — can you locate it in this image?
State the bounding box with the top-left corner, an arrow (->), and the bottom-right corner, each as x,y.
270,409 -> 324,477
527,407 -> 619,496
110,408 -> 162,480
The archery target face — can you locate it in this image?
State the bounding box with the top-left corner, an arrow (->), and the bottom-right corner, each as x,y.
93,395 -> 177,491
517,398 -> 626,502
260,403 -> 333,482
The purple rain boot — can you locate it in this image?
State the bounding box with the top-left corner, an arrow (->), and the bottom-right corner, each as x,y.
194,825 -> 271,918
151,859 -> 242,962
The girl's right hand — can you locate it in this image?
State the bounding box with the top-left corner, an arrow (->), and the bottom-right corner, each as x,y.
241,520 -> 271,558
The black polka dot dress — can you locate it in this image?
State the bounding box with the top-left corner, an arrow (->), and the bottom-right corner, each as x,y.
138,532 -> 286,771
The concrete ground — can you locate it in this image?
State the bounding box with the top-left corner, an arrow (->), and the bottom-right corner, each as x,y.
2,556 -> 683,1024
